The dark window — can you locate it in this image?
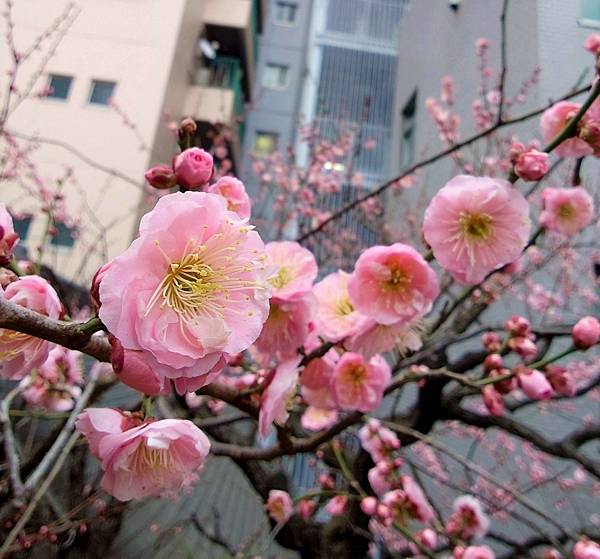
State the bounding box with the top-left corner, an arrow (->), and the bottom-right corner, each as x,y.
263,63 -> 290,89
89,80 -> 116,105
47,74 -> 73,100
13,216 -> 32,239
400,90 -> 417,169
274,2 -> 298,24
50,221 -> 77,248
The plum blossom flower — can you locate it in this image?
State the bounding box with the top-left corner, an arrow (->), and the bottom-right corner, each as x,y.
585,33 -> 600,55
253,295 -> 315,360
0,276 -> 62,380
540,187 -> 594,236
447,495 -> 490,540
325,495 -> 348,516
423,175 -> 531,285
540,102 -> 593,158
462,546 -> 496,559
98,191 -> 270,394
348,244 -> 439,325
258,357 -> 300,438
21,347 -> 83,412
572,316 -> 600,349
266,490 -> 293,524
514,149 -> 549,181
76,410 -> 210,501
0,204 -> 18,264
301,406 -> 338,431
358,419 -> 400,462
332,352 -> 391,412
266,241 -> 318,301
300,349 -> 338,409
207,176 -> 251,219
382,476 -> 434,525
347,316 -> 422,358
313,270 -> 361,341
173,147 -> 213,188
574,539 -> 600,559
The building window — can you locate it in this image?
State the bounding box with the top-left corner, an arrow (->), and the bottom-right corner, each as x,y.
581,0 -> 600,26
253,131 -> 279,156
46,74 -> 73,100
88,80 -> 116,105
274,2 -> 298,25
400,91 -> 417,170
49,221 -> 77,248
13,215 -> 32,239
263,63 -> 289,89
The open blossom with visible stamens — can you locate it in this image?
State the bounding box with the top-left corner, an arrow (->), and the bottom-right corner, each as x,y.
447,495 -> 490,540
76,409 -> 210,501
348,244 -> 439,325
266,241 -> 318,301
313,270 -> 361,342
540,102 -> 593,158
347,316 -> 423,358
539,187 -> 594,236
0,276 -> 62,380
423,175 -> 531,285
258,357 -> 300,438
332,352 -> 391,412
266,490 -> 293,524
207,176 -> 251,219
99,191 -> 270,394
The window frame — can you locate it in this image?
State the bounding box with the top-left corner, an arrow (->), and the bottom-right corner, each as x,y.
88,79 -> 117,106
579,0 -> 600,27
262,63 -> 290,90
46,74 -> 73,101
273,1 -> 298,26
400,90 -> 417,170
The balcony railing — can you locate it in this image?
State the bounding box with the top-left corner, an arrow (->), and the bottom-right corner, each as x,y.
193,56 -> 244,115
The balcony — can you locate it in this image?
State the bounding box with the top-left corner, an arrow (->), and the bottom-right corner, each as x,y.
185,56 -> 244,126
202,0 -> 262,100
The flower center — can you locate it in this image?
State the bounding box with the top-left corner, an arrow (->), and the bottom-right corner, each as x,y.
128,441 -> 178,482
558,203 -> 574,219
336,297 -> 354,316
269,266 -> 293,289
0,329 -> 30,360
459,212 -> 494,241
344,364 -> 367,385
387,266 -> 411,292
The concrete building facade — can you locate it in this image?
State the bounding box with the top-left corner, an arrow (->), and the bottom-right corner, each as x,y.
1,0 -> 265,285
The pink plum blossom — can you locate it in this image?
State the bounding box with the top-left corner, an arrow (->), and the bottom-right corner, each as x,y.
423,175 -> 531,285
266,241 -> 318,301
574,539 -> 600,559
358,419 -> 400,462
253,295 -> 315,360
540,187 -> 594,236
462,546 -> 496,559
348,244 -> 439,325
173,147 -> 213,188
258,357 -> 300,438
572,316 -> 600,349
514,149 -> 549,181
347,316 -> 422,358
312,270 -> 361,341
516,367 -> 553,400
447,495 -> 490,540
382,476 -> 434,525
585,34 -> 600,54
0,276 -> 62,380
540,102 -> 593,158
546,365 -> 577,397
325,495 -> 348,516
266,490 -> 293,524
76,410 -> 211,501
300,349 -> 338,409
144,165 -> 177,190
332,352 -> 391,412
207,176 -> 251,219
98,191 -> 270,394
300,406 -> 338,432
0,204 -> 18,264
482,386 -> 505,416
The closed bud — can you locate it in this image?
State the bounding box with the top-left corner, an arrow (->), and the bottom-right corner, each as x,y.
484,353 -> 503,371
572,316 -> 600,349
144,165 -> 177,190
179,117 -> 197,137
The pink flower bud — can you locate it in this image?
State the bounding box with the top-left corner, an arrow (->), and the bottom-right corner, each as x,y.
516,367 -> 553,400
490,368 -> 517,394
514,149 -> 549,181
173,148 -> 213,189
482,332 -> 502,352
360,496 -> 378,516
462,545 -> 496,559
90,260 -> 112,311
546,364 -> 576,397
508,141 -> 526,163
585,33 -> 600,55
0,205 -> 19,265
484,353 -> 503,370
572,316 -> 600,349
178,117 -> 197,137
144,165 -> 177,190
110,337 -> 166,395
509,336 -> 538,361
504,315 -> 531,336
573,539 -> 600,559
482,386 -> 504,416
296,499 -> 317,520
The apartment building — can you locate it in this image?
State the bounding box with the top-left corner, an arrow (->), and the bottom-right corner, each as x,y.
1,0 -> 265,284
